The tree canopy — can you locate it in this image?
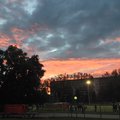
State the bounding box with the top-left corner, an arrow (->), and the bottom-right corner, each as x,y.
0,45 -> 45,104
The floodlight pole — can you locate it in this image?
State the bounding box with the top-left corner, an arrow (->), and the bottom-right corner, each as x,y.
86,80 -> 91,105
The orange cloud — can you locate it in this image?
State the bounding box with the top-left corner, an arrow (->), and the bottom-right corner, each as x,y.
0,33 -> 10,47
42,58 -> 120,79
115,37 -> 120,42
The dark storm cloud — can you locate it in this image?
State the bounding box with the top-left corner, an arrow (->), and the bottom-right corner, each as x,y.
30,0 -> 120,59
1,0 -> 120,59
0,1 -> 31,33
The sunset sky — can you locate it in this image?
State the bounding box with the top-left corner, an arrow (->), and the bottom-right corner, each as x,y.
0,0 -> 120,79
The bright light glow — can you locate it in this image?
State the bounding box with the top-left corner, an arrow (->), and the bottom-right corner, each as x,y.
47,87 -> 51,95
74,96 -> 77,100
47,91 -> 51,95
86,80 -> 91,85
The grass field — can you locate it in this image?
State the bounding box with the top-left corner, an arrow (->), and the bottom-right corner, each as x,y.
86,105 -> 113,113
0,117 -> 117,120
37,104 -> 114,114
0,104 -> 118,120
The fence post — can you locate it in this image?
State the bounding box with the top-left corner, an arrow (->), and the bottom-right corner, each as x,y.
119,104 -> 120,120
99,104 -> 102,119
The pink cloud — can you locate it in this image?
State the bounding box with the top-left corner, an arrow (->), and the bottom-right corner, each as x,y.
42,58 -> 120,79
0,33 -> 10,47
0,23 -> 48,49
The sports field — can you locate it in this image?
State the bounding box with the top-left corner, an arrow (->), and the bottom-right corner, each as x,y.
0,118 -> 117,120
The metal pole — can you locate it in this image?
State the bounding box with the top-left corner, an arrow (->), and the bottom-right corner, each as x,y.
99,104 -> 102,119
87,85 -> 90,105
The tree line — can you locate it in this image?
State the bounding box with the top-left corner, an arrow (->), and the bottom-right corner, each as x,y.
45,72 -> 93,82
102,69 -> 120,77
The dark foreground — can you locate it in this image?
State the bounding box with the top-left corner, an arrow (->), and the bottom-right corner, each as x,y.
0,117 -> 117,120
0,112 -> 119,120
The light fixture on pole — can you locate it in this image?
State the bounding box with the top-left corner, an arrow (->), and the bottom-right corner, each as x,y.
86,80 -> 91,105
74,96 -> 77,100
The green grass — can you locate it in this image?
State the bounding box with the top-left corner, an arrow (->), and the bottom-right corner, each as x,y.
0,117 -> 117,120
86,105 -> 113,113
37,104 -> 114,114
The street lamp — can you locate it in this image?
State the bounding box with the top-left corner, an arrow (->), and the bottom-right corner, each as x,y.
86,80 -> 91,105
73,96 -> 78,117
74,96 -> 78,105
74,96 -> 77,100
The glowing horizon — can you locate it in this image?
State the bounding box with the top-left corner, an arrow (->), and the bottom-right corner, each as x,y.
42,58 -> 120,79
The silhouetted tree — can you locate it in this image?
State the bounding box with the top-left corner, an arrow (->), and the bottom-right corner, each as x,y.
111,69 -> 118,77
0,45 -> 45,104
102,72 -> 110,77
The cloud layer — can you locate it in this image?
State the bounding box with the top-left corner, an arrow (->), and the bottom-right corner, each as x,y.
0,0 -> 120,59
1,0 -> 120,78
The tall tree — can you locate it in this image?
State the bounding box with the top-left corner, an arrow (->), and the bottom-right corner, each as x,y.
111,69 -> 118,77
0,45 -> 45,104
